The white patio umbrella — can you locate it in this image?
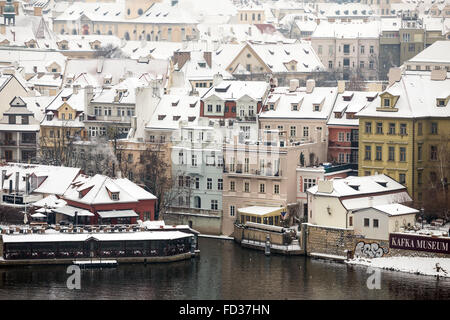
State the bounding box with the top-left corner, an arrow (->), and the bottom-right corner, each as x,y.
31,213 -> 46,219
36,207 -> 53,214
23,213 -> 28,224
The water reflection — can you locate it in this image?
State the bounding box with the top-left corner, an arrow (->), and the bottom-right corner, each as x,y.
0,238 -> 448,300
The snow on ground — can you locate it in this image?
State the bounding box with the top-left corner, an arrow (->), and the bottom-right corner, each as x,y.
347,256 -> 450,278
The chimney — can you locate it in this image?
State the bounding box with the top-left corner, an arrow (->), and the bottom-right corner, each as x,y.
15,172 -> 19,194
430,68 -> 446,81
84,85 -> 93,111
317,180 -> 333,193
213,73 -> 223,86
306,79 -> 316,93
203,51 -> 212,68
289,79 -> 299,92
173,51 -> 191,69
387,67 -> 402,86
337,80 -> 346,94
33,6 -> 42,16
73,84 -> 80,94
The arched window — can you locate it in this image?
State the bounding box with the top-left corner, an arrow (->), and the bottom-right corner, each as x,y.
60,29 -> 65,34
72,29 -> 77,35
124,32 -> 130,40
96,30 -> 100,35
146,34 -> 151,41
108,30 -> 113,35
127,8 -> 131,15
194,196 -> 201,209
138,8 -> 143,15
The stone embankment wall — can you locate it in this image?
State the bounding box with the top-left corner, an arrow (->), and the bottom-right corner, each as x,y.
303,223 -> 355,257
234,224 -> 284,245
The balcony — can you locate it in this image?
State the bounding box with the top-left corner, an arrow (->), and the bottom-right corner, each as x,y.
0,140 -> 16,146
224,168 -> 283,178
19,140 -> 36,146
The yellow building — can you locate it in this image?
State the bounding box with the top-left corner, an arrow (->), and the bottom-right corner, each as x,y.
53,0 -> 199,42
356,70 -> 450,204
40,87 -> 89,162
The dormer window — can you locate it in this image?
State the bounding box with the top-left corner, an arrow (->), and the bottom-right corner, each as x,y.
47,114 -> 53,121
334,112 -> 342,119
383,98 -> 390,107
78,191 -> 83,198
313,104 -> 320,112
436,98 -> 448,107
348,184 -> 359,191
291,104 -> 298,111
158,115 -> 166,120
111,192 -> 119,200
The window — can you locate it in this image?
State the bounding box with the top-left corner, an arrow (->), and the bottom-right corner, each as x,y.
207,104 -> 213,112
343,44 -> 350,54
376,146 -> 382,161
230,205 -> 235,217
290,126 -> 296,137
191,154 -> 197,167
365,145 -> 371,160
365,122 -> 372,134
399,147 -> 406,162
328,61 -> 333,69
364,218 -> 370,227
211,200 -> 218,210
259,183 -> 265,193
399,173 -> 406,184
216,104 -> 221,113
195,178 -> 200,189
418,144 -> 422,161
112,192 -> 119,201
431,122 -> 438,134
244,158 -> 249,173
418,171 -> 422,185
303,178 -> 316,192
274,184 -> 280,194
318,45 -> 323,54
218,179 -> 223,190
338,132 -> 344,142
383,98 -> 390,107
400,123 -> 407,135
376,122 -> 383,134
303,126 -> 309,137
230,181 -> 235,191
360,60 -> 365,69
349,216 -> 353,227
178,176 -> 184,187
207,178 -> 212,190
244,182 -> 249,192
360,46 -> 365,54
388,146 -> 395,161
370,46 -> 374,54
346,132 -> 351,142
339,153 -> 345,163
389,123 -> 395,135
373,219 -> 379,228
430,145 -> 438,161
369,61 -> 374,69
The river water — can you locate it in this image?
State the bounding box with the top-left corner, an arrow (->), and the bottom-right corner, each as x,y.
0,238 -> 448,300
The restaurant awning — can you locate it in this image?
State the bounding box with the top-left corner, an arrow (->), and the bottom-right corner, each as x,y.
52,205 -> 94,217
237,206 -> 286,218
97,210 -> 139,219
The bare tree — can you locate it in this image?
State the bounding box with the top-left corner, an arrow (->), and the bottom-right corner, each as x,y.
94,44 -> 129,59
420,134 -> 450,222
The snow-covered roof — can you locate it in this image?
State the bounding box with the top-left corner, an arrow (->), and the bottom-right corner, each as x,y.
356,71 -> 450,119
370,203 -> 419,216
260,86 -> 337,120
407,40 -> 450,64
91,77 -> 147,105
64,58 -> 169,88
32,194 -> 67,208
237,206 -> 285,216
63,174 -> 156,205
307,174 -> 409,198
97,209 -> 138,218
146,94 -> 200,130
1,230 -> 192,243
53,205 -> 94,217
327,91 -> 379,126
312,20 -> 381,39
202,80 -> 269,101
342,192 -> 413,211
0,163 -> 81,196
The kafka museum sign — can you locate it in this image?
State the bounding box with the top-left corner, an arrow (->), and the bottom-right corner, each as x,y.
390,233 -> 450,254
